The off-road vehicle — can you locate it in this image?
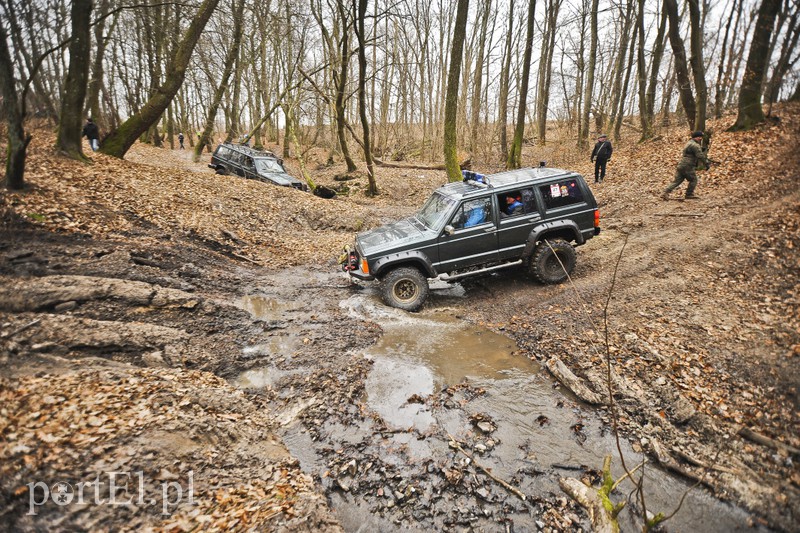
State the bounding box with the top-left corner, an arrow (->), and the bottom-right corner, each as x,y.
208,142 -> 306,190
341,166 -> 601,311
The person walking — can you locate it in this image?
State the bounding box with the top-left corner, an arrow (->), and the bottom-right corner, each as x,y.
662,131 -> 709,200
82,118 -> 100,151
590,134 -> 613,183
178,132 -> 185,149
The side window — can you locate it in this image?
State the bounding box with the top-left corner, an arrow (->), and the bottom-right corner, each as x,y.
540,180 -> 585,210
450,198 -> 492,229
244,156 -> 255,170
499,188 -> 536,218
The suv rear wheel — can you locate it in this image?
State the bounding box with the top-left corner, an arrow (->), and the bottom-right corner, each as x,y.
529,238 -> 576,284
381,267 -> 429,311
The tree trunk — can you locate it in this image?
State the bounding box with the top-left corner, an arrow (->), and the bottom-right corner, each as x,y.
85,0 -> 114,130
497,0 -> 515,161
469,0 -> 491,156
664,0 -> 697,129
0,21 -> 32,190
536,0 -> 561,145
508,0 -> 536,169
55,0 -> 92,159
714,0 -> 738,118
688,0 -> 708,131
193,0 -> 245,162
765,9 -> 800,115
355,0 -> 377,194
335,1 -> 357,172
614,1 -> 638,141
607,0 -> 634,137
444,0 -> 469,182
580,0 -> 599,146
100,0 -> 220,158
636,0 -> 650,139
731,0 -> 782,130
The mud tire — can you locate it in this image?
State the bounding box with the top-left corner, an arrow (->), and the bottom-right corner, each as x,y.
529,238 -> 576,284
380,267 -> 429,312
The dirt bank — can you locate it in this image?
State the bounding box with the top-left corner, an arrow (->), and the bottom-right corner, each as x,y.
1,105 -> 798,531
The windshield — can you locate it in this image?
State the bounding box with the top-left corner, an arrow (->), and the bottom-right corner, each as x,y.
415,192 -> 456,230
254,158 -> 284,173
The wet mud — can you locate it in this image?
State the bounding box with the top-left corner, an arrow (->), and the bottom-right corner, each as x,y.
233,272 -> 767,532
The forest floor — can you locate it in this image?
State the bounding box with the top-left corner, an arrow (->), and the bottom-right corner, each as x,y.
0,105 -> 798,532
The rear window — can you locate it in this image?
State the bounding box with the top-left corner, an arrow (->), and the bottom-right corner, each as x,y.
540,179 -> 584,209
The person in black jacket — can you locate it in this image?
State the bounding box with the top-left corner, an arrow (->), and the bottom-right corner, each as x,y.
590,134 -> 613,183
82,118 -> 100,151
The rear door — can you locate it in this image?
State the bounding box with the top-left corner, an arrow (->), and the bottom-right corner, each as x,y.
436,196 -> 498,272
496,188 -> 541,260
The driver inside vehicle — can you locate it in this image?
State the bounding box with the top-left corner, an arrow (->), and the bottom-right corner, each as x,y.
464,206 -> 486,227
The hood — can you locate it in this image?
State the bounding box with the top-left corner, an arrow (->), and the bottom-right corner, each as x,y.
357,217 -> 428,254
258,170 -> 303,187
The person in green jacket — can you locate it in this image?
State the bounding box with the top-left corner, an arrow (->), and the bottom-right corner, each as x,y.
662,131 -> 709,200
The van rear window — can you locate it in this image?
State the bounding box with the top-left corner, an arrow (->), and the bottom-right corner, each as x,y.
540,180 -> 584,209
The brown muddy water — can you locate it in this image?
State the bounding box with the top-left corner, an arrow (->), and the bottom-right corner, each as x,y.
236,286 -> 767,532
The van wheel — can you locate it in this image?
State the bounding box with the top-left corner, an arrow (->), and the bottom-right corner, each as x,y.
215,167 -> 227,175
529,238 -> 576,284
381,267 -> 429,312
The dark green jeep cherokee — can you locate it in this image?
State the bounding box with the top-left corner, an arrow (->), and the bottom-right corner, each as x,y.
342,167 -> 601,311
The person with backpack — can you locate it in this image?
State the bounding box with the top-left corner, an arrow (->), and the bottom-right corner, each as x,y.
178,132 -> 185,149
590,134 -> 613,184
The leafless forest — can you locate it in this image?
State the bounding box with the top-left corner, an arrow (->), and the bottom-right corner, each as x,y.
2,0 -> 799,186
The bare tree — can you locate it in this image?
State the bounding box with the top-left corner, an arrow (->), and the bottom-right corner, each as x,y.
0,20 -> 31,189
535,0 -> 562,145
443,0 -> 469,182
508,0 -> 536,169
664,0 -> 697,129
580,0 -> 599,146
687,0 -> 708,131
468,0 -> 492,156
355,0 -> 377,194
55,0 -> 92,159
193,0 -> 245,162
497,0 -> 515,160
100,0 -> 221,157
731,0 -> 782,130
764,1 -> 800,114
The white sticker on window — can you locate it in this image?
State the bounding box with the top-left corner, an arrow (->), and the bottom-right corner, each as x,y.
550,184 -> 561,197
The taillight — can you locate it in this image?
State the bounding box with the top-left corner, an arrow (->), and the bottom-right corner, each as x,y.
594,209 -> 600,227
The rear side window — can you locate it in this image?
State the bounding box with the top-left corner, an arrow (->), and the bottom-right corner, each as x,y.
540,180 -> 584,209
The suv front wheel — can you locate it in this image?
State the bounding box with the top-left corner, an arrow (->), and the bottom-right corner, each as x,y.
381,267 -> 429,312
529,238 -> 576,284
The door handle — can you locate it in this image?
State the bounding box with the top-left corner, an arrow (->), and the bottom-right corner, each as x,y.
483,227 -> 495,233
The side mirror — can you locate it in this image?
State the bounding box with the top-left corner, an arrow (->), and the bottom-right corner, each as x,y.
444,225 -> 455,236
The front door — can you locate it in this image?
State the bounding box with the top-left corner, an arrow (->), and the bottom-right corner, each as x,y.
437,197 -> 498,272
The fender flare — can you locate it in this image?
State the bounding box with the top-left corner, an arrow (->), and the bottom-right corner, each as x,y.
373,251 -> 437,279
522,220 -> 583,259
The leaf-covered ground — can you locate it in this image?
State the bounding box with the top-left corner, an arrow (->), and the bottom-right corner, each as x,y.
1,104 -> 798,531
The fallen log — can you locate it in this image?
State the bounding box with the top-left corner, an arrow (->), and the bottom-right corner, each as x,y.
545,357 -> 605,405
738,427 -> 800,456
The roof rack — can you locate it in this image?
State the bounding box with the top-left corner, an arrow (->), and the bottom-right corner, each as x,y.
222,141 -> 278,159
462,170 -> 492,188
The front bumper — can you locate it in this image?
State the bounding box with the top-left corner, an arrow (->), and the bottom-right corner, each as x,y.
340,247 -> 375,281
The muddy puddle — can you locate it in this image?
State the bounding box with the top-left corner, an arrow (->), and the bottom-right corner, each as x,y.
237,286 -> 765,531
